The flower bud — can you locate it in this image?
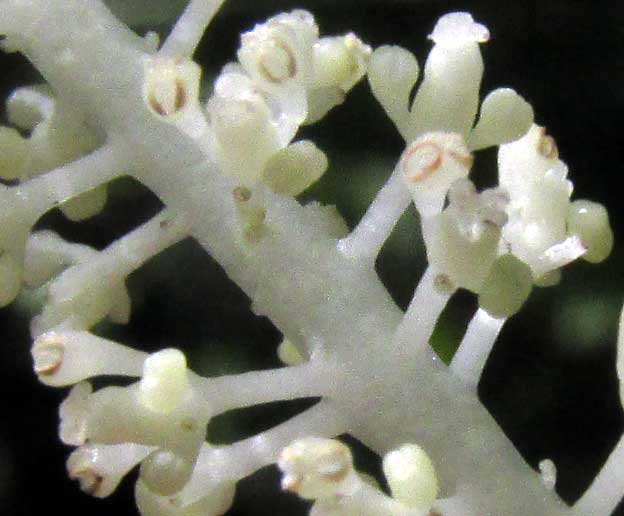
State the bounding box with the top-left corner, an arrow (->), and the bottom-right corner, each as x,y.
139,349 -> 192,414
140,449 -> 194,496
367,45 -> 419,130
409,13 -> 487,139
263,140 -> 328,196
312,33 -> 371,92
382,443 -> 438,512
478,254 -> 533,318
468,88 -> 534,150
567,200 -> 613,264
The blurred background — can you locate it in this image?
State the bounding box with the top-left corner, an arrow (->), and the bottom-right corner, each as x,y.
1,0 -> 624,514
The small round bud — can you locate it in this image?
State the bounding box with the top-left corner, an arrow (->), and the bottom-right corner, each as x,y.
139,349 -> 191,414
140,449 -> 193,496
368,45 -> 419,128
567,200 -> 613,264
263,140 -> 328,196
382,443 -> 438,511
478,254 -> 533,318
0,126 -> 30,181
313,34 -> 371,92
0,251 -> 22,308
278,437 -> 354,500
60,185 -> 108,222
468,88 -> 534,150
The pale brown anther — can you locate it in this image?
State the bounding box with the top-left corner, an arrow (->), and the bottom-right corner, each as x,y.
32,334 -> 65,377
537,129 -> 558,159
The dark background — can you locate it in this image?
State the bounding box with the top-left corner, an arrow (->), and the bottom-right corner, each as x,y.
2,0 -> 624,514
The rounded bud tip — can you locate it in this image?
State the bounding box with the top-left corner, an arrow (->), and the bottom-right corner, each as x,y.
382,443 -> 438,511
139,349 -> 191,414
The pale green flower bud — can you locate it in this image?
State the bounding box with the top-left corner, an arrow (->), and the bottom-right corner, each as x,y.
139,349 -> 192,415
567,200 -> 614,264
140,449 -> 194,496
313,33 -> 371,92
368,45 -> 419,130
468,88 -> 534,150
478,254 -> 533,318
263,140 -> 328,196
382,443 -> 438,512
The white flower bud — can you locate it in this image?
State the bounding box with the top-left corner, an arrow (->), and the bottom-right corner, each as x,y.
144,57 -> 201,119
59,185 -> 108,221
263,140 -> 328,196
478,254 -> 533,318
0,250 -> 21,308
367,45 -> 419,130
401,132 -> 473,217
567,200 -> 613,264
139,349 -> 192,414
408,13 -> 487,139
312,33 -> 371,92
0,126 -> 30,181
382,443 -> 438,512
140,449 -> 194,496
279,438 -> 355,500
468,88 -> 534,150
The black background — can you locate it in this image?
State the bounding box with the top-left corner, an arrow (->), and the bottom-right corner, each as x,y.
2,0 -> 624,515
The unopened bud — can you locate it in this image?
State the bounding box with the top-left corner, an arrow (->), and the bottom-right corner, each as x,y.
139,349 -> 191,414
382,443 -> 438,511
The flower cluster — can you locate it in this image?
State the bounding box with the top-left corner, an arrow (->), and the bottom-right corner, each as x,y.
0,1 -> 622,516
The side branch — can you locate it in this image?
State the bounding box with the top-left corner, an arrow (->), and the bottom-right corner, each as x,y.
161,0 -> 227,57
450,308 -> 505,388
338,166 -> 411,263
